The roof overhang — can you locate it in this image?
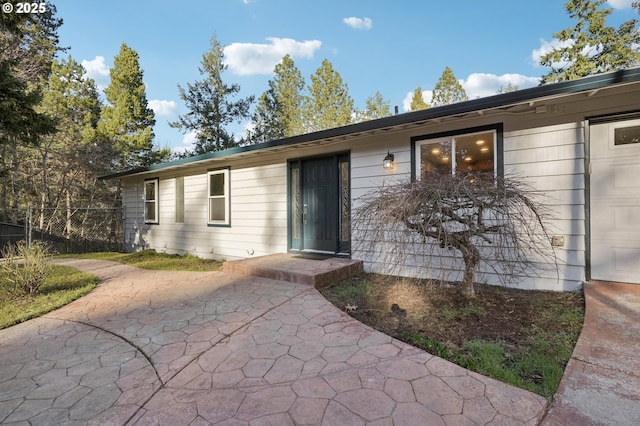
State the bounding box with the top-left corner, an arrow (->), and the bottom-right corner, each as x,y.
101,67 -> 640,180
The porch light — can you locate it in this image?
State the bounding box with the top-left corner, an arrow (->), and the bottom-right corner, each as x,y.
383,151 -> 395,170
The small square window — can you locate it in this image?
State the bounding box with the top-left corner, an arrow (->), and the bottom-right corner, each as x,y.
207,169 -> 230,225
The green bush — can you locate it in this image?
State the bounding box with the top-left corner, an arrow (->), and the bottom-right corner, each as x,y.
1,241 -> 51,296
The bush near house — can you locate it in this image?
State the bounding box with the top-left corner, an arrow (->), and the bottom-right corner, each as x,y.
0,241 -> 51,296
353,172 -> 557,298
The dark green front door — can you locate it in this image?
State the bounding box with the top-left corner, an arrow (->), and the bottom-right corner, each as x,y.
302,157 -> 337,252
289,154 -> 350,255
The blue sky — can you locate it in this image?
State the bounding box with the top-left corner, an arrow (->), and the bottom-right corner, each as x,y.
53,0 -> 638,153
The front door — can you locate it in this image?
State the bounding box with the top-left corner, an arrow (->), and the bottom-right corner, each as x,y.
590,117 -> 640,283
289,154 -> 350,255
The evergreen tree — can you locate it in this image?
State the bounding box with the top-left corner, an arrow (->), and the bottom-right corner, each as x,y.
0,2 -> 61,143
0,1 -> 61,222
38,56 -> 104,210
496,82 -> 520,94
171,33 -> 254,154
98,43 -> 161,168
249,55 -> 305,143
431,67 -> 468,107
539,0 -> 640,84
302,59 -> 354,132
409,87 -> 429,111
248,91 -> 280,144
357,90 -> 392,121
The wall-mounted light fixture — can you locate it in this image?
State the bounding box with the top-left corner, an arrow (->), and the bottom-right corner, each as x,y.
383,151 -> 394,170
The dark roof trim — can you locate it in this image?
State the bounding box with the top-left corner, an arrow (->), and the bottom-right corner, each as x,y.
101,67 -> 640,180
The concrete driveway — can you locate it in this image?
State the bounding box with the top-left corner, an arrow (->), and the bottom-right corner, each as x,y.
541,280 -> 640,426
0,259 -> 547,425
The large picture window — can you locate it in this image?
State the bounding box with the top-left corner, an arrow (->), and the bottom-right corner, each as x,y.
412,126 -> 501,180
144,178 -> 159,224
207,169 -> 230,225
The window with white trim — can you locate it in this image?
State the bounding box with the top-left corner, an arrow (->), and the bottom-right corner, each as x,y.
144,178 -> 159,224
207,169 -> 230,225
415,130 -> 497,179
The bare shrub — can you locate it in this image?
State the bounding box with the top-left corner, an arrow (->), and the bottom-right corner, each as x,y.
0,241 -> 51,296
353,172 -> 557,298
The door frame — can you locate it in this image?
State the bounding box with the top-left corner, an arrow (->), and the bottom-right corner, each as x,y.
287,152 -> 351,256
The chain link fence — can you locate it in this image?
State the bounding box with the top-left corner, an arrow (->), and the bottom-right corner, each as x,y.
0,222 -> 27,256
26,207 -> 124,254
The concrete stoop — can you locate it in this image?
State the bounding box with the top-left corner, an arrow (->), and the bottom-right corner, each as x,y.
222,253 -> 363,288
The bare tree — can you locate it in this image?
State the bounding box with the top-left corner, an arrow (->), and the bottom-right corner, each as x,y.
353,172 -> 557,298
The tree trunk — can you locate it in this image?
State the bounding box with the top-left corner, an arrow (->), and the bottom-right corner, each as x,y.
65,189 -> 71,240
0,143 -> 7,222
456,236 -> 480,298
10,140 -> 19,224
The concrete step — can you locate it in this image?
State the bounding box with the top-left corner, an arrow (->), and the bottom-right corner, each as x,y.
222,253 -> 363,288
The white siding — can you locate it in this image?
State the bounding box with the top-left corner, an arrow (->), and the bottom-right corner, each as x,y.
348,122 -> 587,292
122,162 -> 287,260
503,123 -> 586,291
118,81 -> 640,292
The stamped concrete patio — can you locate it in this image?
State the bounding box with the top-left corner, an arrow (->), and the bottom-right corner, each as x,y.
0,256 -> 549,425
541,280 -> 640,426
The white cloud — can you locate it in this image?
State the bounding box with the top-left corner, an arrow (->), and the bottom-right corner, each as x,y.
531,38 -> 575,67
402,72 -> 540,111
343,17 -> 373,30
148,100 -> 177,116
182,130 -> 198,147
170,130 -> 198,156
532,37 -> 605,70
224,37 -> 322,75
461,73 -> 540,99
607,0 -> 634,9
81,56 -> 110,89
402,89 -> 433,112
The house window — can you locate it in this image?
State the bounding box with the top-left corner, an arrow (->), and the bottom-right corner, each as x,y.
207,169 -> 230,225
415,129 -> 498,179
144,178 -> 159,224
614,125 -> 640,146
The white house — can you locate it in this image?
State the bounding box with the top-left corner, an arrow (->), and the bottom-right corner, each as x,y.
103,68 -> 640,292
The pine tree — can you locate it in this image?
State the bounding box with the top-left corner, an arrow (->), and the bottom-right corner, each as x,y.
303,59 -> 354,132
496,82 -> 520,94
249,91 -> 281,144
0,2 -> 61,222
38,56 -> 104,210
431,67 -> 468,107
249,55 -> 305,143
98,43 -> 160,168
539,0 -> 640,84
171,33 -> 254,154
357,90 -> 392,121
409,87 -> 429,111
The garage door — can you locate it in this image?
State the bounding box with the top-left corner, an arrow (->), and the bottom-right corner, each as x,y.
590,118 -> 640,284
